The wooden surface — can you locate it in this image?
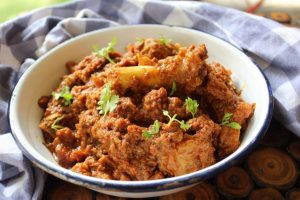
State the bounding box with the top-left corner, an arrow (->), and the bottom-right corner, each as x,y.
42,14 -> 300,200
43,118 -> 300,200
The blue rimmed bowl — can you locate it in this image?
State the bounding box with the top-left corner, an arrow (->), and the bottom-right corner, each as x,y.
9,25 -> 273,198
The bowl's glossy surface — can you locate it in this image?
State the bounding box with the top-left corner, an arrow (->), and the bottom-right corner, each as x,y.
9,25 -> 273,198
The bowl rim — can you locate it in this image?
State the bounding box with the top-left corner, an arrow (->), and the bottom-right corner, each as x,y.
9,24 -> 273,192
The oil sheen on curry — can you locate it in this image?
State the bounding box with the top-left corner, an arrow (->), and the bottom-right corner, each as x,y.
38,36 -> 255,181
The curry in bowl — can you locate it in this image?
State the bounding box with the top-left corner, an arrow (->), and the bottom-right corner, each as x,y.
38,36 -> 255,181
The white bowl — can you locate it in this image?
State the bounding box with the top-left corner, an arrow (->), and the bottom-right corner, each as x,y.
9,25 -> 273,198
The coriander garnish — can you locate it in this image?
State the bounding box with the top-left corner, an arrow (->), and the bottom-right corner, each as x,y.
52,86 -> 73,106
220,113 -> 241,130
97,82 -> 119,117
93,37 -> 117,64
143,120 -> 160,139
136,37 -> 144,44
51,116 -> 64,131
169,81 -> 176,96
159,34 -> 172,45
163,110 -> 190,131
185,97 -> 199,118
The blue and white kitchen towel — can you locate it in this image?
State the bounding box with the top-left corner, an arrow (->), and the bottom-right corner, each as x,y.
1,0 -> 300,199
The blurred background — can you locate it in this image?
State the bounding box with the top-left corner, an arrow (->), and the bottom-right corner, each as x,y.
0,0 -> 299,26
0,0 -> 68,22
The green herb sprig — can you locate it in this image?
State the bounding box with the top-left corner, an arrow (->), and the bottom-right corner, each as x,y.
51,116 -> 64,131
136,37 -> 144,44
52,86 -> 73,106
143,120 -> 160,139
93,37 -> 117,64
159,34 -> 172,46
169,81 -> 176,96
97,83 -> 119,117
220,113 -> 241,130
185,97 -> 199,118
163,110 -> 190,131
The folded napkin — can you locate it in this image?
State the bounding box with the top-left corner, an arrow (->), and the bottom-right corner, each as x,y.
1,0 -> 299,199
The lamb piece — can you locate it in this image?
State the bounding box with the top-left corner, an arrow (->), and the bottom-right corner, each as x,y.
137,54 -> 158,66
218,101 -> 255,157
108,125 -> 158,180
158,44 -> 208,93
58,55 -> 106,89
39,113 -> 62,138
56,127 -> 76,146
231,101 -> 255,128
151,116 -> 220,176
75,109 -> 100,147
200,63 -> 255,157
52,132 -> 87,168
110,97 -> 138,121
90,116 -> 130,153
200,63 -> 239,120
38,95 -> 51,109
140,87 -> 169,122
188,115 -> 221,146
116,56 -> 138,67
218,127 -> 240,158
72,155 -> 114,179
168,97 -> 189,119
138,38 -> 178,60
108,45 -> 208,93
89,122 -> 158,180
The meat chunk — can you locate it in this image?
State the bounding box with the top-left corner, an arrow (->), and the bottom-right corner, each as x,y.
59,55 -> 105,88
218,101 -> 255,157
188,115 -> 221,146
200,63 -> 239,120
91,117 -> 129,148
108,125 -> 158,180
232,101 -> 255,128
203,63 -> 238,104
199,63 -> 255,157
139,38 -> 178,60
168,97 -> 188,119
72,155 -> 114,179
52,136 -> 87,168
110,97 -> 138,121
141,87 -> 168,122
39,113 -> 62,138
151,116 -> 219,176
158,45 -> 208,92
38,95 -> 51,109
218,127 -> 240,158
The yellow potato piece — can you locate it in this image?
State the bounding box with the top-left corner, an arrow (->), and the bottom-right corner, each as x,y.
112,66 -> 161,89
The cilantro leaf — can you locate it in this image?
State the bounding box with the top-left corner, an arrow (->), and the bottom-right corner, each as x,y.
159,34 -> 172,45
136,37 -> 144,44
169,81 -> 176,96
227,122 -> 242,130
97,83 -> 120,117
52,86 -> 73,106
93,37 -> 117,64
51,116 -> 64,131
220,112 -> 241,130
163,110 -> 191,131
143,120 -> 160,139
220,113 -> 233,125
163,110 -> 177,126
185,97 -> 199,118
178,120 -> 190,131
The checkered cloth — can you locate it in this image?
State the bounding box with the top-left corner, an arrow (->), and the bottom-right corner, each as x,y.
1,0 -> 299,199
